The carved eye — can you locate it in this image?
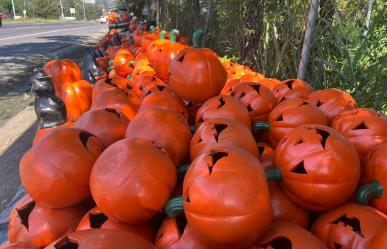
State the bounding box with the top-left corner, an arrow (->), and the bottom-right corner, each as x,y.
353,122 -> 367,130
217,97 -> 226,109
17,201 -> 36,231
54,236 -> 79,249
263,237 -> 292,249
285,80 -> 294,89
89,212 -> 108,229
275,114 -> 284,122
291,161 -> 307,174
208,151 -> 228,175
251,84 -> 261,93
247,104 -> 254,112
331,215 -> 364,238
213,124 -> 228,142
79,132 -> 94,149
316,129 -> 330,149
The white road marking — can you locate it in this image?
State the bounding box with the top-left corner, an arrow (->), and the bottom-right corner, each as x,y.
0,26 -> 95,41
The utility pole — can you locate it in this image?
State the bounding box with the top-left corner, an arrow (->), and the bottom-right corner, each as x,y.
11,0 -> 16,19
82,0 -> 86,21
59,0 -> 64,20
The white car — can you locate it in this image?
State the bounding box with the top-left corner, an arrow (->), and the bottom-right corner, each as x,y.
100,16 -> 107,23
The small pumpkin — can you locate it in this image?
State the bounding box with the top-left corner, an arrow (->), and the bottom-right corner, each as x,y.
146,31 -> 168,62
75,108 -> 130,148
125,108 -> 191,165
113,48 -> 135,77
196,95 -> 251,130
141,26 -> 158,50
44,229 -> 156,249
76,207 -> 155,242
43,57 -> 81,93
230,82 -> 277,122
220,78 -> 244,96
256,78 -> 281,91
166,147 -> 272,248
8,194 -> 85,248
155,217 -> 214,249
331,108 -> 387,161
269,183 -> 310,228
311,203 -> 387,249
357,144 -> 387,214
190,118 -> 258,160
168,30 -> 227,102
257,222 -> 328,249
256,143 -> 275,170
254,99 -> 328,146
272,79 -> 313,102
267,124 -> 360,211
20,127 -> 104,208
308,88 -> 357,124
90,138 -> 176,224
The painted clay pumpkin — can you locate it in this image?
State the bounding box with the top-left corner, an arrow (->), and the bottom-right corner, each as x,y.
273,79 -> 313,102
312,203 -> 387,249
125,108 -> 191,165
113,48 -> 135,77
90,138 -> 176,224
43,57 -> 81,93
267,124 -> 360,211
8,194 -> 85,248
20,127 -> 104,208
146,31 -> 169,62
190,118 -> 258,160
308,88 -> 357,124
75,108 -> 130,148
331,108 -> 387,161
196,95 -> 251,130
168,30 -> 227,102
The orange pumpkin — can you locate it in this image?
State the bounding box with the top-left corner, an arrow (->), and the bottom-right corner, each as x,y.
43,57 -> 81,93
75,108 -> 130,148
331,108 -> 387,160
141,26 -> 158,50
125,108 -> 191,165
312,203 -> 387,249
166,147 -> 272,248
0,243 -> 35,249
76,207 -> 155,242
257,222 -> 328,249
256,78 -> 281,91
220,78 -> 244,96
20,128 -> 104,208
196,95 -> 251,130
273,79 -> 313,102
44,229 -> 156,249
90,138 -> 176,224
146,31 -> 169,63
168,30 -> 227,102
113,48 -> 135,77
357,144 -> 387,214
190,118 -> 258,160
8,194 -> 85,248
59,80 -> 93,121
308,88 -> 357,124
230,82 -> 277,122
92,77 -> 116,99
269,183 -> 310,228
268,124 -> 360,211
366,226 -> 387,249
155,217 -> 214,249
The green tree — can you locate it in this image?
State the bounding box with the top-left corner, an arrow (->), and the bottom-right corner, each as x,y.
31,0 -> 59,19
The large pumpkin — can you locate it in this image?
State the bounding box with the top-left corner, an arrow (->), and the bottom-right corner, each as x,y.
138,91 -> 188,120
331,108 -> 387,160
272,79 -> 313,102
76,207 -> 155,242
44,229 -> 156,249
166,147 -> 272,248
146,30 -> 168,62
125,108 -> 191,165
257,222 -> 328,249
190,118 -> 258,160
311,203 -> 387,249
90,138 -> 176,224
155,217 -> 214,249
256,99 -> 328,146
150,29 -> 186,81
168,29 -> 227,102
308,88 -> 357,124
268,124 -> 360,211
59,80 -> 93,121
75,108 -> 130,148
269,183 -> 310,228
196,95 -> 251,130
366,226 -> 387,249
230,82 -> 277,122
43,57 -> 81,92
20,127 -> 103,208
91,87 -> 140,120
8,194 -> 85,248
357,144 -> 387,214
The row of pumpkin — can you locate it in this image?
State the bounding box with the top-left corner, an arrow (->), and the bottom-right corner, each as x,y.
1,25 -> 386,249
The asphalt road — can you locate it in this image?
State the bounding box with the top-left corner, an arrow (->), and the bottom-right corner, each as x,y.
0,22 -> 107,215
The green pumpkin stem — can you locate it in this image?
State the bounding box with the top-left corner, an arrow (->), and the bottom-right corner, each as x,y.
149,25 -> 155,34
160,30 -> 167,40
108,60 -> 114,66
265,167 -> 282,181
54,52 -> 61,60
165,196 -> 184,218
192,29 -> 205,48
357,180 -> 384,205
178,163 -> 190,182
253,122 -> 270,133
170,29 -> 179,43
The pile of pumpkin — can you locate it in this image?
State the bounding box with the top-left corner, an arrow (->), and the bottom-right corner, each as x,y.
1,25 -> 386,249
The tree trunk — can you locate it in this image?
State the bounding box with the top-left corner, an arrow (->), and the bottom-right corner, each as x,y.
363,0 -> 376,37
204,0 -> 213,33
156,0 -> 160,27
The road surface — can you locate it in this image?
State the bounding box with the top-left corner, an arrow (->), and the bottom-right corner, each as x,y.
0,22 -> 107,214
